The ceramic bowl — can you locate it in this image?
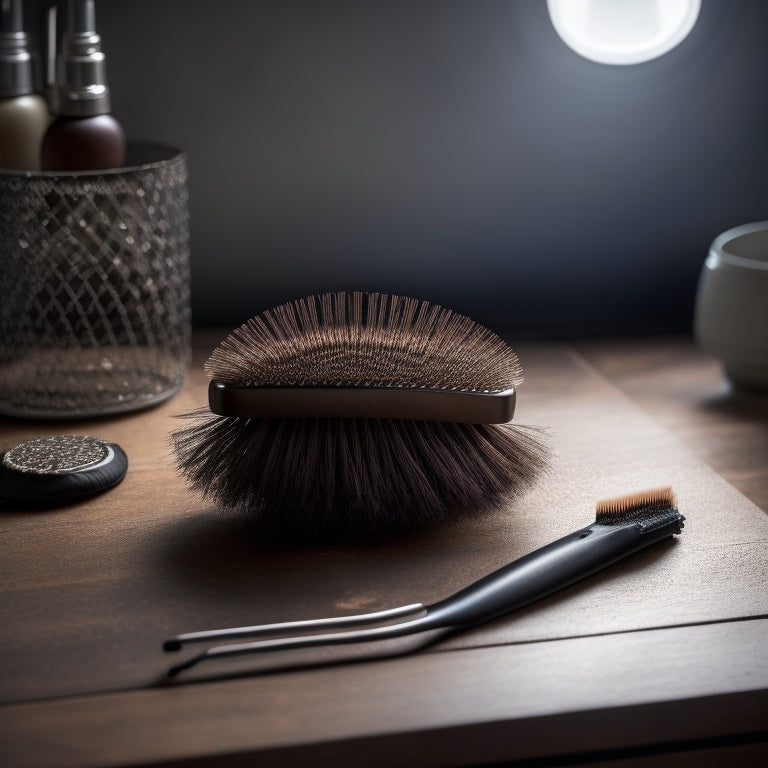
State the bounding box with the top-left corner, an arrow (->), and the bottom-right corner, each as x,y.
694,221 -> 768,390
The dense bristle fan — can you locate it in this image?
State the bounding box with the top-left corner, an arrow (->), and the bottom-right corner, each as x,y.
172,292 -> 548,536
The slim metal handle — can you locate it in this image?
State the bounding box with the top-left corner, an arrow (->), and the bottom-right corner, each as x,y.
164,603 -> 426,652
167,611 -> 439,677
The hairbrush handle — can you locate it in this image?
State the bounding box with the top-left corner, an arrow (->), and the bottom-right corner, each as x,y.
424,512 -> 684,630
208,381 -> 517,423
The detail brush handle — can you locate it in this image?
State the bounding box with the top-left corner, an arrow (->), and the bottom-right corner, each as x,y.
424,514 -> 683,629
164,496 -> 683,677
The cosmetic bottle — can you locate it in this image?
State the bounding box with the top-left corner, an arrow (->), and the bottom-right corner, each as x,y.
0,0 -> 49,170
41,0 -> 125,171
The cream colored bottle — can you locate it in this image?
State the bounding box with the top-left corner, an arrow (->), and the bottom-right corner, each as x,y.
0,0 -> 49,170
0,96 -> 50,171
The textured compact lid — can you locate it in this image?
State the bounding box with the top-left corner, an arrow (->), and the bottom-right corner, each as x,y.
0,435 -> 128,507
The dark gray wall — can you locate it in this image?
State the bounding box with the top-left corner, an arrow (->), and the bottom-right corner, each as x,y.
94,1 -> 767,335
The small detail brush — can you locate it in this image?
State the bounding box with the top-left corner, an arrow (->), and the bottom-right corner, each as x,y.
164,487 -> 683,676
172,292 -> 548,534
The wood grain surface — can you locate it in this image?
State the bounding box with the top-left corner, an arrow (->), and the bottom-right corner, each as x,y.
0,333 -> 766,766
576,336 -> 768,512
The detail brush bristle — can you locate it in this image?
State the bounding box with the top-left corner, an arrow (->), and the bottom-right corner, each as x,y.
595,486 -> 682,530
172,292 -> 548,536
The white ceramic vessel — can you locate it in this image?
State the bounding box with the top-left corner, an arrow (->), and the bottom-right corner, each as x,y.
694,221 -> 768,390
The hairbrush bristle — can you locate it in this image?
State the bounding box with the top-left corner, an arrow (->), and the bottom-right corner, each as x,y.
205,292 -> 522,392
172,412 -> 548,535
173,292 -> 548,536
595,486 -> 677,525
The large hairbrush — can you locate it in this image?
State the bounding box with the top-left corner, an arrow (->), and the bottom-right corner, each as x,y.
172,292 -> 547,535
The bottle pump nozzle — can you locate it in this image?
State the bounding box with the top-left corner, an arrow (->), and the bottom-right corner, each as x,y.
0,0 -> 35,98
52,0 -> 111,116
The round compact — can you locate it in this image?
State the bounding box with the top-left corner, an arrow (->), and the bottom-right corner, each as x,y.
0,435 -> 128,508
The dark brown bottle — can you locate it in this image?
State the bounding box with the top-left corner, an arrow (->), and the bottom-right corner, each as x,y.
41,0 -> 125,171
42,114 -> 124,171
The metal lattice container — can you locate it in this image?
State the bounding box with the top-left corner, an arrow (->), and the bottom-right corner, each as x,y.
0,144 -> 191,418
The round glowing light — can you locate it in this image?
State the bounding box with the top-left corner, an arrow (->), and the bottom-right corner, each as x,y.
546,0 -> 701,65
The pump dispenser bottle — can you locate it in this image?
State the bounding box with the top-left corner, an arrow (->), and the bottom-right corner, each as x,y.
41,0 -> 125,171
0,0 -> 49,170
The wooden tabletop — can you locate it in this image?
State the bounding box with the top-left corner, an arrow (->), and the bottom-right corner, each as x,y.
1,333 -> 766,767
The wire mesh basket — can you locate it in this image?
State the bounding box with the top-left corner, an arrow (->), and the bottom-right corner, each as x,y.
0,144 -> 191,418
